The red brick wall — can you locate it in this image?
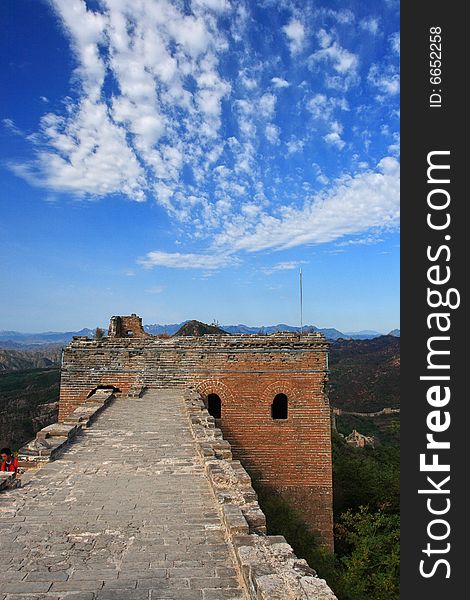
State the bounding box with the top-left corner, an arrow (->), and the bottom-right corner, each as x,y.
194,360 -> 333,548
58,332 -> 333,548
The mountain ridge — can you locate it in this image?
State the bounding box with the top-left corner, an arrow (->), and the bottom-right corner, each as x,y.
0,322 -> 400,346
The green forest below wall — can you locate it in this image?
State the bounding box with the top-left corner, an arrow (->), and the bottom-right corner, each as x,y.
252,426 -> 400,600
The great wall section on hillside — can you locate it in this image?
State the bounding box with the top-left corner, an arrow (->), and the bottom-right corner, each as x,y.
1,314 -> 337,599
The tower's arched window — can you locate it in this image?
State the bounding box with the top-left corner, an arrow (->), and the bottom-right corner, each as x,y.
271,393 -> 288,420
207,393 -> 221,419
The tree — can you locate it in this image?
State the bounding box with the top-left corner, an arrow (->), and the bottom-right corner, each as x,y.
95,327 -> 105,340
336,507 -> 399,600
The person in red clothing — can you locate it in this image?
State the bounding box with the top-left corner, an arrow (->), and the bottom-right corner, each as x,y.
1,447 -> 18,475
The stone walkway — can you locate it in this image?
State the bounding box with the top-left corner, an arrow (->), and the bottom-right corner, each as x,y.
0,390 -> 248,600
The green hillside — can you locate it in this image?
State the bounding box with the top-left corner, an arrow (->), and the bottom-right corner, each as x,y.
0,367 -> 60,449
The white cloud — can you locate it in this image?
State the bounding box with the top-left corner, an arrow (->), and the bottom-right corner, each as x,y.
312,39 -> 358,74
11,0 -> 232,204
309,30 -> 359,90
2,118 -> 23,136
307,94 -> 328,118
259,93 -> 276,119
50,0 -> 107,99
316,8 -> 355,25
388,132 -> 400,157
324,120 -> 345,149
7,0 -> 399,273
13,99 -> 146,200
214,157 -> 400,252
239,69 -> 257,89
192,0 -> 230,13
286,137 -> 305,155
368,64 -> 400,96
360,18 -> 380,35
266,123 -> 280,144
312,163 -> 329,185
324,131 -> 345,150
261,261 -> 306,275
390,32 -> 400,55
336,235 -> 384,247
317,29 -> 333,49
283,19 -> 305,54
139,250 -> 238,270
271,77 -> 289,88
307,94 -> 349,120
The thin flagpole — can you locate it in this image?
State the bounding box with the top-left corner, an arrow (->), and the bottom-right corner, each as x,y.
300,268 -> 303,334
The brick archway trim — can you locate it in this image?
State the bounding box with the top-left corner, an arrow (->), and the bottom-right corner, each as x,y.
196,379 -> 235,403
261,380 -> 301,406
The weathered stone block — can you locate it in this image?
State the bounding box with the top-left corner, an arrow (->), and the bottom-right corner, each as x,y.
37,423 -> 77,439
222,505 -> 249,535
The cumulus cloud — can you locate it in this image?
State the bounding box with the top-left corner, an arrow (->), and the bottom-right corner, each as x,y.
259,93 -> 277,119
315,8 -> 355,25
283,19 -> 305,54
309,29 -> 359,90
390,32 -> 400,55
360,17 -> 380,35
388,132 -> 400,157
286,137 -> 305,155
324,121 -> 346,150
307,93 -> 348,120
265,123 -> 280,144
324,131 -> 345,150
271,77 -> 289,88
13,100 -> 146,199
368,63 -> 400,96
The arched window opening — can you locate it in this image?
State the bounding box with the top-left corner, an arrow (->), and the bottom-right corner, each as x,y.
207,393 -> 221,419
271,393 -> 288,420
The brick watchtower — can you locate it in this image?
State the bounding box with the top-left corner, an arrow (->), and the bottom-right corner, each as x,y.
59,315 -> 333,548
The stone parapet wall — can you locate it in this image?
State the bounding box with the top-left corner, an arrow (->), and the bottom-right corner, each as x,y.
18,389 -> 115,468
184,387 -> 337,600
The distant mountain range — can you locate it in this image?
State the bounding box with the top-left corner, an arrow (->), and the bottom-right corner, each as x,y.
0,329 -> 95,347
0,323 -> 400,348
144,322 -> 399,340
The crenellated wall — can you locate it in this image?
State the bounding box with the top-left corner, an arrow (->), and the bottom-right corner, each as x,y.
59,315 -> 333,548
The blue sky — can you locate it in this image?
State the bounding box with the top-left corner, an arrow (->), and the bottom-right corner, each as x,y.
0,0 -> 399,333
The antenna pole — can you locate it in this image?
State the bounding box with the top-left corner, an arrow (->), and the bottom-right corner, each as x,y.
300,268 -> 303,334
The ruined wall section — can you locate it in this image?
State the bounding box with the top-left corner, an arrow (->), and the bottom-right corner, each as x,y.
107,314 -> 150,338
59,332 -> 333,548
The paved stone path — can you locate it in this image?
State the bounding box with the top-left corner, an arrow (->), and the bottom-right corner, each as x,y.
0,390 -> 248,600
